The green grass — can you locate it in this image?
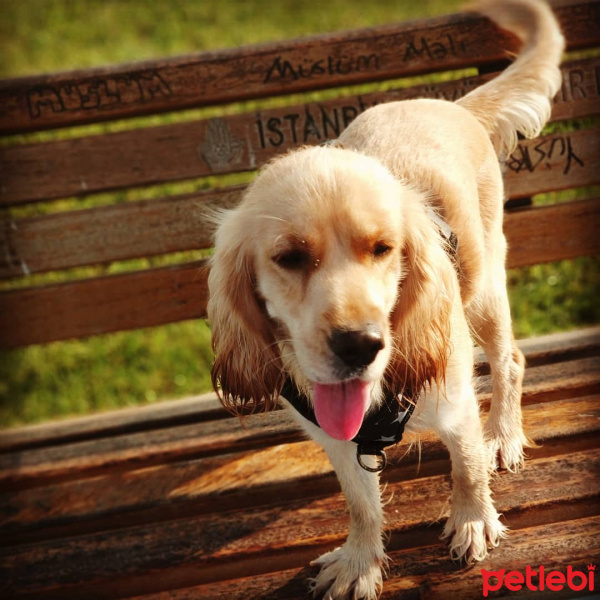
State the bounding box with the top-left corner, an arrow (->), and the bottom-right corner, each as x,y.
0,0 -> 462,77
0,321 -> 214,426
0,0 -> 597,428
508,257 -> 599,339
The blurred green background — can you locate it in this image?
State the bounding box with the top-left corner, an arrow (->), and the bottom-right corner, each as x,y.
0,0 -> 598,427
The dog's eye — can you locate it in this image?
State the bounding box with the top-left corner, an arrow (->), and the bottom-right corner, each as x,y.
272,249 -> 311,270
373,242 -> 393,258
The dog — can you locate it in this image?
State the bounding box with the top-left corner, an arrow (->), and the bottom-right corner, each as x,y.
207,1 -> 564,598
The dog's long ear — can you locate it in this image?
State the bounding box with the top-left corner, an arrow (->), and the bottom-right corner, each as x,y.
207,209 -> 284,416
387,194 -> 456,398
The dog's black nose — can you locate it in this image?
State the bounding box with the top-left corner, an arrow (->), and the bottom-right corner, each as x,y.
328,325 -> 384,371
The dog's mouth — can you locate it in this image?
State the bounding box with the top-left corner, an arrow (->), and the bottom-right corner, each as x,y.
313,379 -> 372,441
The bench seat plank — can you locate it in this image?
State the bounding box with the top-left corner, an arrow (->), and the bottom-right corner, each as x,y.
1,326 -> 597,454
2,294 -> 595,596
2,445 -> 598,598
2,395 -> 598,550
1,402 -> 598,547
0,392 -> 225,454
0,352 -> 598,489
159,515 -> 600,600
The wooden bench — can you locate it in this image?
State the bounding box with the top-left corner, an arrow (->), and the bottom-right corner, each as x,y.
1,1 -> 599,597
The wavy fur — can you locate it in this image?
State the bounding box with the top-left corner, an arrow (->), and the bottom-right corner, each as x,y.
207,1 -> 563,597
458,0 -> 564,157
207,208 -> 284,415
386,194 -> 455,400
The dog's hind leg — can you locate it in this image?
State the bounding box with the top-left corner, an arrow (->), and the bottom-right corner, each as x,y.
466,229 -> 530,473
434,384 -> 507,562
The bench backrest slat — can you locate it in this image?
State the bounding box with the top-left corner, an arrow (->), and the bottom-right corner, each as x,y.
2,56 -> 599,206
504,128 -> 599,198
0,261 -> 208,349
1,197 -> 598,349
1,2 -> 597,135
1,188 -> 241,280
2,127 -> 598,282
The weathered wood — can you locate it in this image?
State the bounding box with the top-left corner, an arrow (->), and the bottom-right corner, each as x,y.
1,7 -> 599,599
1,398 -> 598,547
397,518 -> 600,600
126,513 -> 600,600
2,59 -> 599,206
552,55 -> 600,119
0,440 -> 335,545
0,187 -> 241,279
121,511 -> 599,599
474,325 -> 600,377
1,197 -> 598,347
0,260 -> 208,349
479,356 -> 600,407
503,129 -> 600,199
0,392 -> 224,454
2,177 -> 598,284
1,327 -> 596,455
503,197 -> 600,268
510,325 -> 600,366
0,2 -> 597,135
1,449 -> 598,599
0,354 -> 597,490
0,190 -> 222,280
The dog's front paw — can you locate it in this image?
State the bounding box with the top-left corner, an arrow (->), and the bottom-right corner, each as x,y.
441,508 -> 507,564
308,544 -> 386,600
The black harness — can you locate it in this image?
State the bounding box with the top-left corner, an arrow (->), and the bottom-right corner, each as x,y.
281,378 -> 415,472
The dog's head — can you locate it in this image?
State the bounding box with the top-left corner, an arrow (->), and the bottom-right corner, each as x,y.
207,146 -> 454,438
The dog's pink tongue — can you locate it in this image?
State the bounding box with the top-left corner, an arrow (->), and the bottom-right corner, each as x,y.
313,379 -> 371,441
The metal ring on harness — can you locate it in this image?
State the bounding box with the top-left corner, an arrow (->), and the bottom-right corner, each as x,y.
356,445 -> 387,473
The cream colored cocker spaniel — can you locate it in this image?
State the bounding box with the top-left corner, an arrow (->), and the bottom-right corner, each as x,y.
207,1 -> 564,598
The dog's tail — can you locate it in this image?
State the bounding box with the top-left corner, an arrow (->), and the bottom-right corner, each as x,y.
456,0 -> 564,157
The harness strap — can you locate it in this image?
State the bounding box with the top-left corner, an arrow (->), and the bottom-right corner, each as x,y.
280,378 -> 415,472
